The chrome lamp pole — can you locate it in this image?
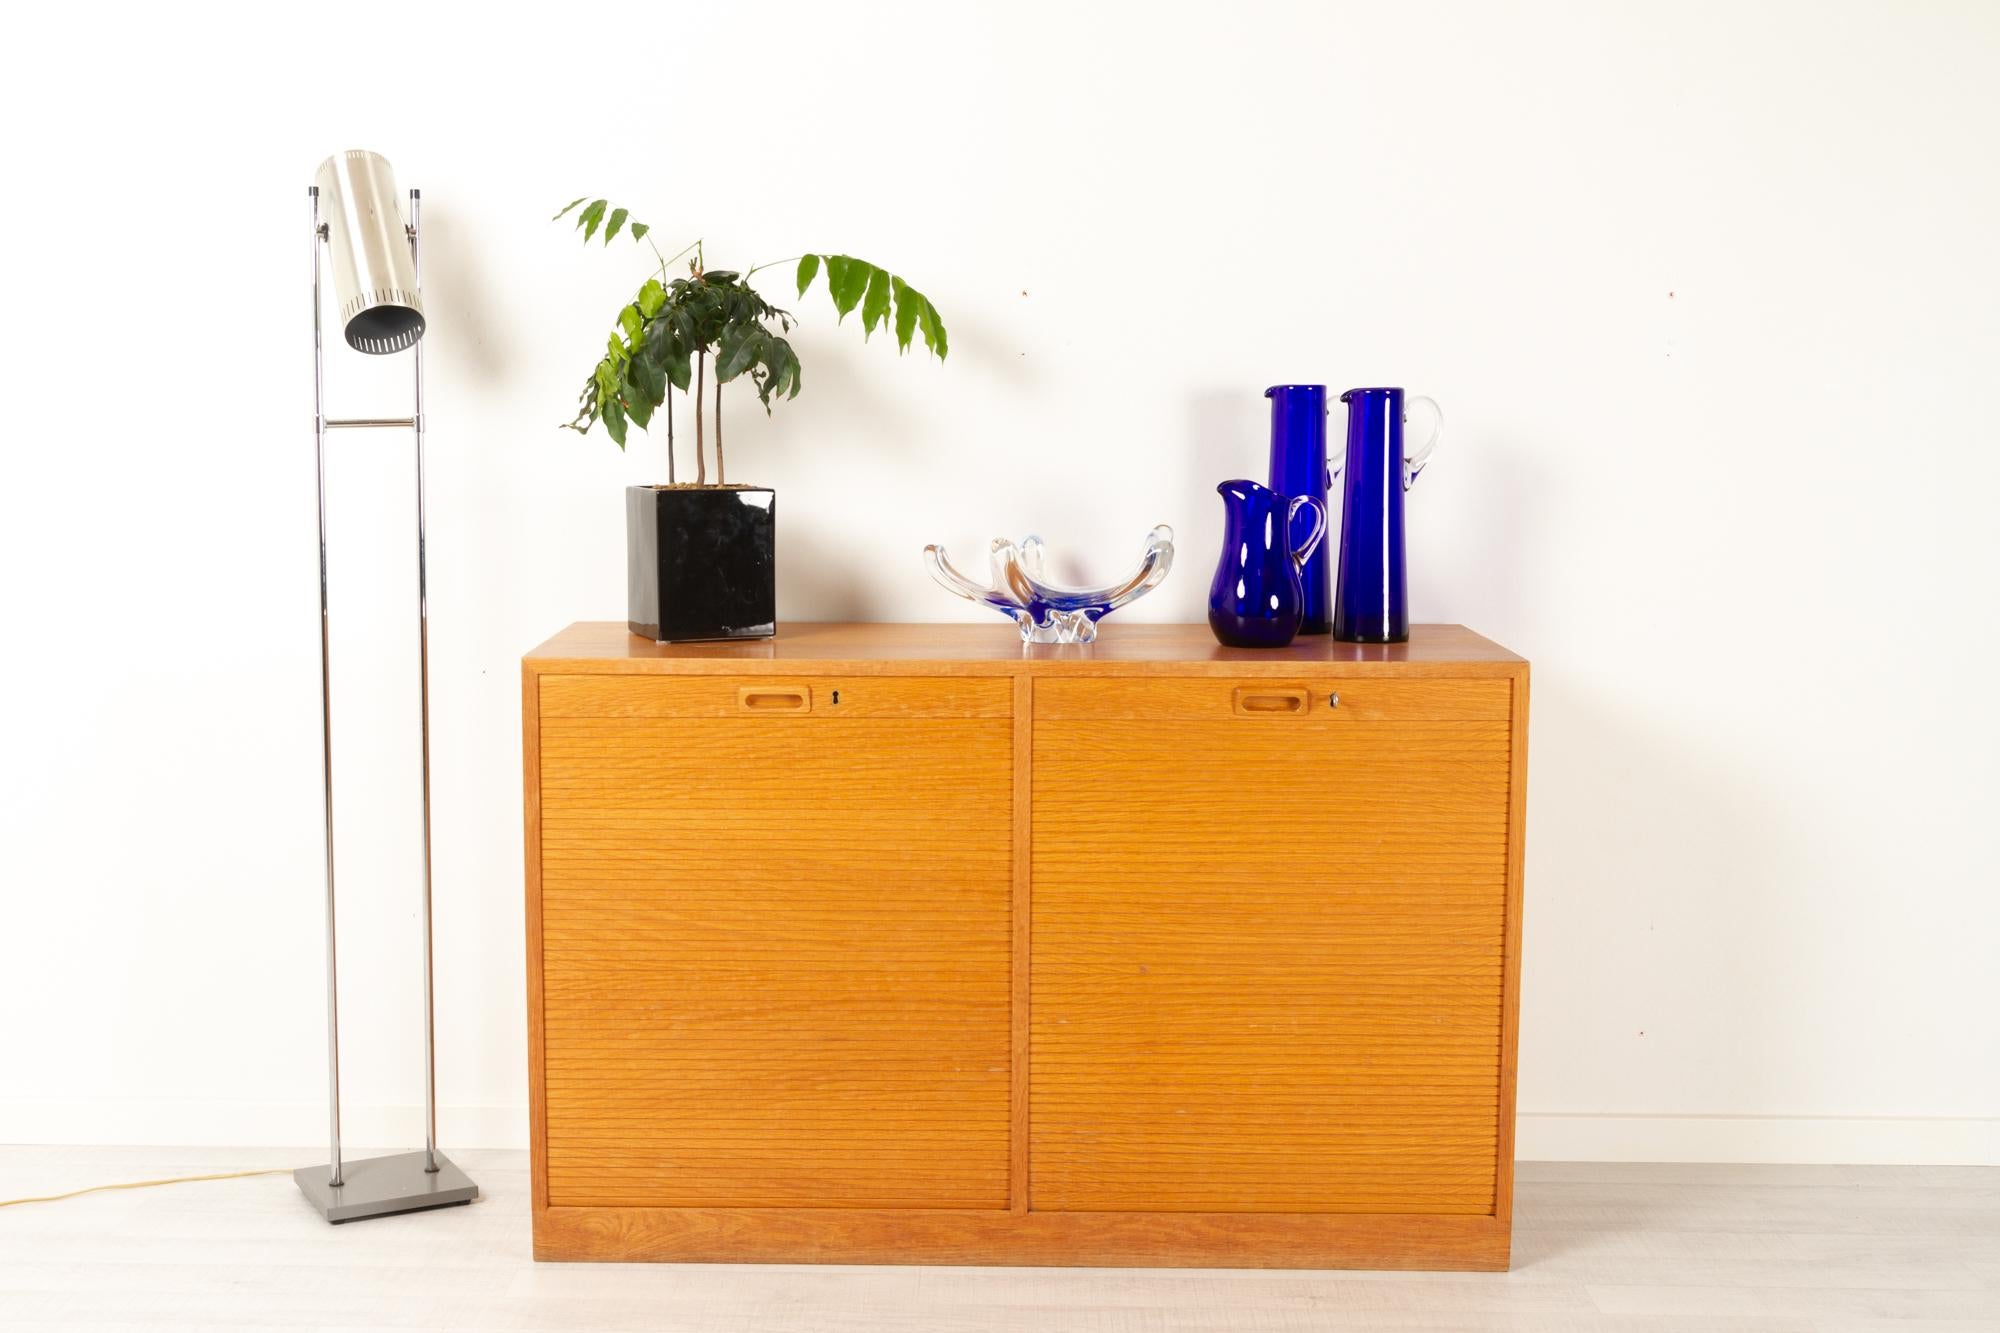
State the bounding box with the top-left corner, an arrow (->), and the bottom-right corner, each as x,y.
296,150 -> 477,1223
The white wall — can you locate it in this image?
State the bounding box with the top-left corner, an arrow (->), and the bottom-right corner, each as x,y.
1,0 -> 1994,1164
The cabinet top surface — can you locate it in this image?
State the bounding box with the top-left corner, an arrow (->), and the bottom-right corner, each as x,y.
526,623 -> 1525,676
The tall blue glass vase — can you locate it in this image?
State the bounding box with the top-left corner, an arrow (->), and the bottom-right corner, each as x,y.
1265,385 -> 1331,634
1332,387 -> 1443,644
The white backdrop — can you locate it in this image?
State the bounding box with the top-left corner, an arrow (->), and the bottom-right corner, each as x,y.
1,0 -> 1994,1163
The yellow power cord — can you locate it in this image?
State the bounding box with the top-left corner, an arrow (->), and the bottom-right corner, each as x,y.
0,1167 -> 288,1209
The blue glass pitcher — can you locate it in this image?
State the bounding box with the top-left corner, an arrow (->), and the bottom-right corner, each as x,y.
1331,388 -> 1444,644
1207,479 -> 1327,649
1265,385 -> 1332,634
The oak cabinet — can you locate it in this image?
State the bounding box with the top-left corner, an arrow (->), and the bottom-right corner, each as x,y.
524,623 -> 1527,1268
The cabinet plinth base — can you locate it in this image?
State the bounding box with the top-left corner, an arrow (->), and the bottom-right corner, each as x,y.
533,1205 -> 1511,1270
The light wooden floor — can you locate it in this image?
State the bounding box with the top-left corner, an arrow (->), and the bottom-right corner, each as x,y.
1,1148 -> 1995,1331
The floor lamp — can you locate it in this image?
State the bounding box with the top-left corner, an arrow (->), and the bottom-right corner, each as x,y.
295,150 -> 478,1223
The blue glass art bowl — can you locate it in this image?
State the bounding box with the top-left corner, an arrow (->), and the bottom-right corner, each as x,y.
924,526 -> 1175,644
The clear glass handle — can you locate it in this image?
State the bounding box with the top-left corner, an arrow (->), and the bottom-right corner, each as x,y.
1287,494 -> 1326,566
1404,394 -> 1443,490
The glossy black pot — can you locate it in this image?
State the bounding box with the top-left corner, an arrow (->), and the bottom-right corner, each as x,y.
625,485 -> 776,642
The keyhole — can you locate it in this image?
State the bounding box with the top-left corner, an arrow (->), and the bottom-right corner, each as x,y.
832,689 -> 841,705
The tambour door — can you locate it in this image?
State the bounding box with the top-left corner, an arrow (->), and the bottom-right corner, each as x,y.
536,673 -> 1014,1209
1030,676 -> 1517,1214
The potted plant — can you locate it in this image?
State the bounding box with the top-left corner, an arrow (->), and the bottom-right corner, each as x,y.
554,197 -> 948,641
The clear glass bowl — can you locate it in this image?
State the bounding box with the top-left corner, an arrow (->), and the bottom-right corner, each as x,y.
923,526 -> 1174,644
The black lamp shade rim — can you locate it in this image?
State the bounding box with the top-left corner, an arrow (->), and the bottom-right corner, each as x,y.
344,302 -> 425,354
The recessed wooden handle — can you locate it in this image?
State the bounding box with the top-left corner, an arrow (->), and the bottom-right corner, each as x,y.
1232,687 -> 1309,717
737,686 -> 811,714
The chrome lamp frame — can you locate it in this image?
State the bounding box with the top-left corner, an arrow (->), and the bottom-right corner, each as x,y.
296,180 -> 478,1223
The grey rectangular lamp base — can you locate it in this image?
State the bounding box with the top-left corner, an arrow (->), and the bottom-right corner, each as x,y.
295,1149 -> 478,1223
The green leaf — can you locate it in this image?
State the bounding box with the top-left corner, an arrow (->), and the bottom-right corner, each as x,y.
643,311 -> 674,361
604,207 -> 627,244
716,323 -> 763,382
601,393 -> 628,449
861,265 -> 892,338
617,304 -> 643,342
662,346 -> 693,392
874,272 -> 945,358
623,355 -> 661,427
917,292 -> 948,360
825,255 -> 870,322
631,351 -> 667,407
891,276 -> 919,352
578,199 -> 607,241
637,278 -> 666,318
648,315 -> 694,392
624,380 -> 653,429
795,253 -> 820,296
767,335 -> 800,401
630,222 -> 649,242
562,376 -> 600,433
552,196 -> 587,221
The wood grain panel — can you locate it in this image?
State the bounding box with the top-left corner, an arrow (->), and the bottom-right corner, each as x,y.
539,695 -> 1013,1211
1031,697 -> 1512,1216
540,673 -> 1011,719
1034,676 -> 1511,722
523,661 -> 549,1215
527,622 -> 1525,677
1010,674 -> 1033,1212
535,1204 -> 1510,1268
1495,672 -> 1530,1223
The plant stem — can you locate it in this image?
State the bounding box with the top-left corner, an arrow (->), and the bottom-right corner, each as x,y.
694,347 -> 707,485
744,255 -> 804,280
665,383 -> 676,484
649,236 -> 701,281
715,380 -> 724,485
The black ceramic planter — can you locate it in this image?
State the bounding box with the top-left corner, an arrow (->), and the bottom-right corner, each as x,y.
626,485 -> 776,642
